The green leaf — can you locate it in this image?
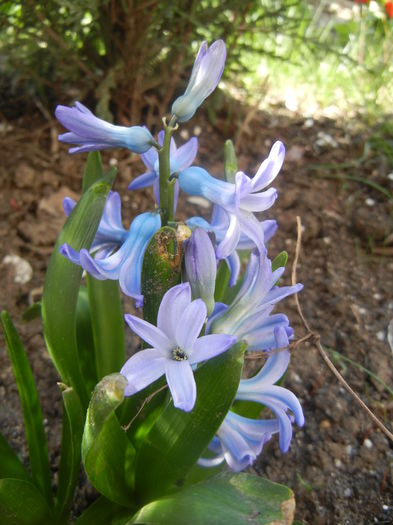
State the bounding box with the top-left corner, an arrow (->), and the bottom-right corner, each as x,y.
86,276 -> 125,380
82,374 -> 136,507
22,302 -> 41,323
214,260 -> 231,303
76,286 -> 97,394
129,472 -> 295,525
0,432 -> 30,482
83,151 -> 104,192
74,496 -> 134,525
272,251 -> 288,271
0,479 -> 54,525
55,385 -> 85,522
0,311 -> 52,504
42,170 -> 116,406
224,139 -> 238,183
134,341 -> 246,503
142,225 -> 190,325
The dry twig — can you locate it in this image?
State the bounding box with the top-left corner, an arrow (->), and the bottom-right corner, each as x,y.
292,215 -> 393,443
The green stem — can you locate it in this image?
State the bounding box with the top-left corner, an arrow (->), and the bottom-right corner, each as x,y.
158,116 -> 177,225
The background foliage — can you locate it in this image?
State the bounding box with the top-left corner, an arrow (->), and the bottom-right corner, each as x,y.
1,0 -> 392,123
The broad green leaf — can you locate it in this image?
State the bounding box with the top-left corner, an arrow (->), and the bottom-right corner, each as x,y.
134,341 -> 247,503
142,225 -> 190,325
0,311 -> 52,504
224,139 -> 238,183
55,385 -> 85,522
0,479 -> 54,525
0,432 -> 30,482
83,151 -> 104,192
76,286 -> 97,394
82,374 -> 136,507
129,472 -> 295,525
86,276 -> 125,380
42,170 -> 116,406
74,496 -> 134,525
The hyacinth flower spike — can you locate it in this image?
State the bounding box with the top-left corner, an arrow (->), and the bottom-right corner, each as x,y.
179,141 -> 285,259
60,209 -> 161,305
55,101 -> 156,154
171,40 -> 226,123
129,130 -> 198,211
199,334 -> 304,471
121,283 -> 236,412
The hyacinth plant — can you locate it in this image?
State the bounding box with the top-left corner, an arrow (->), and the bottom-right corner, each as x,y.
0,40 -> 304,525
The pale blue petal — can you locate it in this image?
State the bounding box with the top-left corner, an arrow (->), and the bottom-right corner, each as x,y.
62,197 -> 76,216
251,141 -> 286,192
128,171 -> 157,190
165,360 -> 196,412
189,334 -> 236,364
215,213 -> 240,260
226,251 -> 241,287
239,188 -> 278,212
171,137 -> 198,172
125,314 -> 172,351
157,283 -> 191,343
176,299 -> 207,351
59,243 -> 81,265
121,349 -> 166,396
141,147 -> 158,171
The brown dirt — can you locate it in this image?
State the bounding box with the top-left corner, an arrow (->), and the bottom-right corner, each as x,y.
0,103 -> 392,524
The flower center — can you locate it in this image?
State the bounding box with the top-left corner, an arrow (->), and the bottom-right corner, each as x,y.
172,347 -> 188,361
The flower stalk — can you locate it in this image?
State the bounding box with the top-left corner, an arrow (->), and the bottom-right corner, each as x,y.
158,116 -> 178,225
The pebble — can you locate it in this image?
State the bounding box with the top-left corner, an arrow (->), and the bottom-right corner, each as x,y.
363,438 -> 373,449
376,330 -> 385,342
383,505 -> 389,511
3,254 -> 33,284
320,420 -> 331,430
365,198 -> 376,207
334,458 -> 342,468
344,488 -> 353,498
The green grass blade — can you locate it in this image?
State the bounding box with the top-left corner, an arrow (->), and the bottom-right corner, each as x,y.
86,276 -> 125,380
55,385 -> 85,522
41,170 -> 116,406
0,311 -> 52,505
0,432 -> 31,482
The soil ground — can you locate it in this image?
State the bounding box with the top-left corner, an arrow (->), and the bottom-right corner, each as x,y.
0,102 -> 392,524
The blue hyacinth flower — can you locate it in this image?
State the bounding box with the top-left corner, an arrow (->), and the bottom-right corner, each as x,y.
55,101 -> 155,154
60,193 -> 161,305
209,250 -> 303,343
171,40 -> 226,122
121,283 -> 236,412
187,204 -> 277,286
179,141 -> 285,258
129,130 -> 198,211
199,343 -> 304,471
